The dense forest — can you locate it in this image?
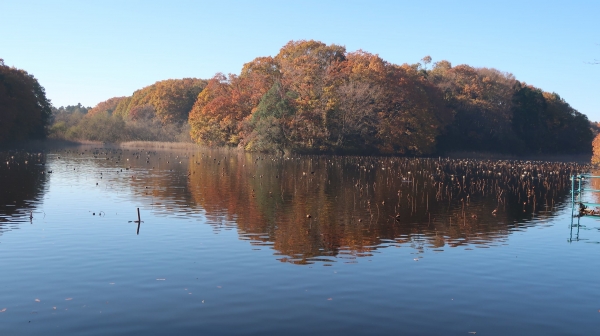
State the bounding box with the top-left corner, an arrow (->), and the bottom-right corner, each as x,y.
65,40 -> 592,155
2,40 -> 595,156
0,59 -> 52,145
188,41 -> 594,155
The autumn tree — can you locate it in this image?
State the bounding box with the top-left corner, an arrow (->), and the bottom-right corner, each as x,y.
88,97 -> 127,116
188,42 -> 451,155
325,51 -> 384,152
426,60 -> 593,155
429,61 -> 517,153
186,41 -> 593,156
189,74 -> 255,146
375,62 -> 451,155
274,40 -> 347,152
332,79 -> 381,151
50,90 -> 196,143
114,78 -> 206,124
128,104 -> 156,121
189,57 -> 278,147
327,51 -> 451,154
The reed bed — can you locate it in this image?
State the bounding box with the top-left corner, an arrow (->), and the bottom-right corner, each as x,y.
117,141 -> 201,150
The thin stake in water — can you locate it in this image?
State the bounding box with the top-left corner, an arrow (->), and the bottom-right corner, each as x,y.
134,208 -> 143,235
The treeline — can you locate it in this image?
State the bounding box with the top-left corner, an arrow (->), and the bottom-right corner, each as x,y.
44,40 -> 593,155
49,78 -> 206,143
190,44 -> 451,155
189,41 -> 593,155
0,59 -> 52,145
430,62 -> 594,154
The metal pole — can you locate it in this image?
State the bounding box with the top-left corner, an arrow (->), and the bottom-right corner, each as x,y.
571,175 -> 575,230
576,176 -> 580,239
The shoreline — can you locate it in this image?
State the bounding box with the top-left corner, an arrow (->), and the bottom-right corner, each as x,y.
1,139 -> 593,163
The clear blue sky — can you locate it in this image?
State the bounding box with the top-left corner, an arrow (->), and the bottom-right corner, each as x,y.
2,0 -> 599,120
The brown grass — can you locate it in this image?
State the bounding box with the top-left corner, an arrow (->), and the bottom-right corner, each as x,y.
117,141 -> 202,150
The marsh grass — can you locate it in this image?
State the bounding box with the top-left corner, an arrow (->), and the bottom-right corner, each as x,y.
118,141 -> 202,150
446,151 -> 592,164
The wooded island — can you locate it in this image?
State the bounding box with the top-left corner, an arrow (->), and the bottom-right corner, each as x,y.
1,41 -> 595,156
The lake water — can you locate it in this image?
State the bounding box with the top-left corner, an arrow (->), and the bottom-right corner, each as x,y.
1,146 -> 599,335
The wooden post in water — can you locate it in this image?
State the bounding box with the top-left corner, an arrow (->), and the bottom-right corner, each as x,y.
136,208 -> 141,235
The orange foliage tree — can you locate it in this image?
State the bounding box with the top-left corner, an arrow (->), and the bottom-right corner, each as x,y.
88,97 -> 128,116
186,40 -> 592,155
114,78 -> 206,124
189,40 -> 453,155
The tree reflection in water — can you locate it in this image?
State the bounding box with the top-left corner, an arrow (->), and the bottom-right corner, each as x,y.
185,150 -> 587,264
18,146 -> 585,264
0,151 -> 47,232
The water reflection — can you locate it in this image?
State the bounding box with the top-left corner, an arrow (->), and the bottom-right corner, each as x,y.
83,148 -> 199,216
185,150 -> 587,263
8,146 -> 587,263
568,170 -> 600,242
0,151 -> 47,233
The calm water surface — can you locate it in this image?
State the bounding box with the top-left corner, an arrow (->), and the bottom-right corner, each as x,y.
1,146 -> 599,335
